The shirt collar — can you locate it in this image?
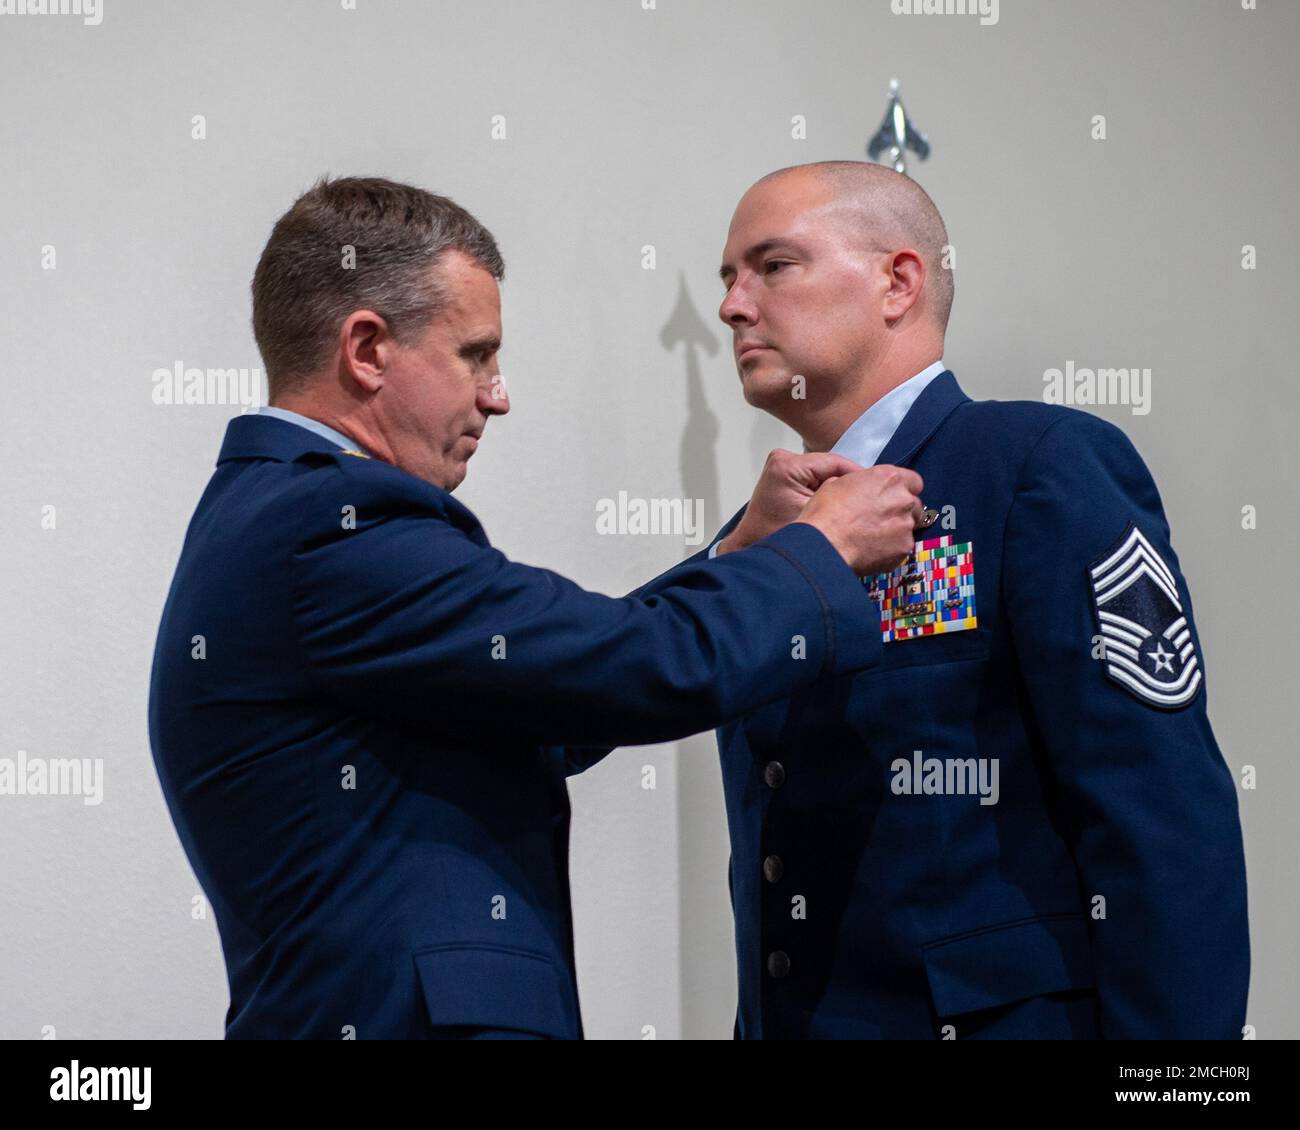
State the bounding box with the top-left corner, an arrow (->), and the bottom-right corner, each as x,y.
250,406 -> 368,454
826,360 -> 947,466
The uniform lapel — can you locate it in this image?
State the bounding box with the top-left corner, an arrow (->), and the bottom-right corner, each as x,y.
874,370 -> 969,469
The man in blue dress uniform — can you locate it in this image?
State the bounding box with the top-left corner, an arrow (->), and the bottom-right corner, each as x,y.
617,161 -> 1249,1039
148,176 -> 926,1039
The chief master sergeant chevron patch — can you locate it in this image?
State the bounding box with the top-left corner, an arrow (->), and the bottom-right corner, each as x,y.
1088,522 -> 1203,709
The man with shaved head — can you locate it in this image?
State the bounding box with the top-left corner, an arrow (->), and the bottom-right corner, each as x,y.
598,160 -> 1249,1039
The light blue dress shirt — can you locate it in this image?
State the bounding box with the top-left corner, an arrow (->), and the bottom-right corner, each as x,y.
251,406 -> 368,454
708,360 -> 946,557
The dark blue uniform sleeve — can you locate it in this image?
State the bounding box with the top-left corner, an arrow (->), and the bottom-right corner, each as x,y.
627,505 -> 749,600
561,504 -> 751,776
1002,412 -> 1249,1038
290,468 -> 881,749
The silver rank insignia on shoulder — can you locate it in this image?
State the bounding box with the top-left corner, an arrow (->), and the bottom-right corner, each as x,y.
864,533 -> 977,643
1089,522 -> 1202,709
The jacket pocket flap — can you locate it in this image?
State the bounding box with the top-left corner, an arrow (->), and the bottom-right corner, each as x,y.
920,913 -> 1095,1017
412,943 -> 571,1037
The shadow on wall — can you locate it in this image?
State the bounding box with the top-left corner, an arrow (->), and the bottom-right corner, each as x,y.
660,269 -> 793,529
661,271 -> 721,530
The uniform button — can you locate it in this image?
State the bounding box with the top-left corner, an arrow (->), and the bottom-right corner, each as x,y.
767,950 -> 791,979
763,855 -> 784,883
763,761 -> 785,788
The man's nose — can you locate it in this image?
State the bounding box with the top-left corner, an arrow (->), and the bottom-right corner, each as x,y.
479,377 -> 510,415
719,283 -> 757,327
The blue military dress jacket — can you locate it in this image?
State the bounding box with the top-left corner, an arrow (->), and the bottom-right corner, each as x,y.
148,412 -> 885,1039
628,369 -> 1249,1039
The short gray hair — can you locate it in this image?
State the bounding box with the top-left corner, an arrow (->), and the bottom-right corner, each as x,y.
251,175 -> 504,398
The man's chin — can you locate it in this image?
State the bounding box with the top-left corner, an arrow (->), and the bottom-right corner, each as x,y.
741,370 -> 795,411
423,460 -> 468,493
444,463 -> 468,492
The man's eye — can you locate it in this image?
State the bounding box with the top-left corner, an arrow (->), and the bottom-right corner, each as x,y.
764,260 -> 790,274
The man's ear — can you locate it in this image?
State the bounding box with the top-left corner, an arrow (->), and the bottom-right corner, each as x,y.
881,249 -> 926,323
339,309 -> 390,393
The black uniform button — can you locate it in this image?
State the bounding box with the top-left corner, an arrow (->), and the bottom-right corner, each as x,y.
766,950 -> 791,979
763,761 -> 785,789
763,855 -> 784,883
